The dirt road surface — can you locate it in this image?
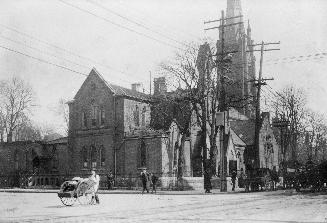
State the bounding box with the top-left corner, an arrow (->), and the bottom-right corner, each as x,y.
0,190 -> 326,222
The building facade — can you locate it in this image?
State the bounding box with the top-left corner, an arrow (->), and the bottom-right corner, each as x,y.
0,138 -> 69,188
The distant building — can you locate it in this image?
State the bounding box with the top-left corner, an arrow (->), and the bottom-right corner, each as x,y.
0,138 -> 69,188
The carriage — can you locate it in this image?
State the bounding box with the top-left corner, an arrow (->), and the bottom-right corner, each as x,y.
57,177 -> 97,206
244,168 -> 275,192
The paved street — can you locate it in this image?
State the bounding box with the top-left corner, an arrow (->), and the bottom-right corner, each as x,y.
0,190 -> 326,223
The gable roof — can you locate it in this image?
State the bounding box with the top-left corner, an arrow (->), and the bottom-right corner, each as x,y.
230,120 -> 255,145
74,68 -> 151,102
92,68 -> 151,101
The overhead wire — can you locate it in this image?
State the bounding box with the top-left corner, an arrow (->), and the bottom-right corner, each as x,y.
107,0 -> 199,39
0,44 -> 88,76
57,0 -> 183,51
0,24 -> 148,84
86,0 -> 188,47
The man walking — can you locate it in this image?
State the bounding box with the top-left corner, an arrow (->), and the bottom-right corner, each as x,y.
90,170 -> 100,204
150,173 -> 158,194
140,169 -> 150,194
107,170 -> 114,190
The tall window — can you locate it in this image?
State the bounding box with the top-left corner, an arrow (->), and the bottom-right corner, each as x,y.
99,146 -> 105,167
82,112 -> 87,128
14,150 -> 19,170
90,146 -> 97,168
82,146 -> 88,168
141,107 -> 146,126
100,107 -> 105,126
91,106 -> 99,126
173,142 -> 178,168
134,105 -> 140,126
52,146 -> 59,170
139,140 -> 146,167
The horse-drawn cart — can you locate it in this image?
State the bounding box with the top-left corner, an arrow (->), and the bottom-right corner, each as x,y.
57,177 -> 96,206
244,168 -> 274,192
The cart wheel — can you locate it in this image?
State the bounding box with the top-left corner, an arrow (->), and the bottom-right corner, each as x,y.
77,193 -> 94,205
76,181 -> 95,205
60,197 -> 76,206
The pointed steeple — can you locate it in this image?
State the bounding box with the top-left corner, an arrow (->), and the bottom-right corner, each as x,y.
227,0 -> 242,19
225,0 -> 245,43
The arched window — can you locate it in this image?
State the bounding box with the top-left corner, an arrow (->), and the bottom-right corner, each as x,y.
91,105 -> 99,126
99,146 -> 105,167
82,146 -> 88,168
14,150 -> 19,170
100,107 -> 105,126
134,105 -> 140,126
141,107 -> 146,126
82,112 -> 87,128
90,146 -> 97,168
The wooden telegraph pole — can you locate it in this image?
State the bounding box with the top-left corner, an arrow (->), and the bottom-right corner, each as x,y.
250,41 -> 280,168
205,10 -> 243,192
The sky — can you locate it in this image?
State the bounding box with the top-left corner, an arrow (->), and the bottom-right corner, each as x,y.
0,0 -> 326,134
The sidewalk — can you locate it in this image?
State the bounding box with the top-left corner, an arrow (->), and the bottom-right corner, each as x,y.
0,188 -> 245,195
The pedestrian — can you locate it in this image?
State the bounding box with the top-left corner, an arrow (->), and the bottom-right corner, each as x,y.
238,168 -> 245,188
107,170 -> 114,190
140,169 -> 150,194
231,170 -> 237,191
271,166 -> 279,190
150,173 -> 158,194
204,160 -> 212,193
89,170 -> 100,204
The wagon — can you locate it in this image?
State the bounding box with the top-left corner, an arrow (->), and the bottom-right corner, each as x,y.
57,177 -> 96,206
244,168 -> 274,192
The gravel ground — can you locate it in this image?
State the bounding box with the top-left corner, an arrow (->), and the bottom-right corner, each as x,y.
0,190 -> 326,223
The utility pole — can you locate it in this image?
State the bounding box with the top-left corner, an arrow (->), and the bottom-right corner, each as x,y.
251,41 -> 280,168
205,10 -> 243,192
219,10 -> 228,192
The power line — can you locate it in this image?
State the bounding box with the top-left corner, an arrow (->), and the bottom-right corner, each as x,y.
0,24 -> 147,83
266,52 -> 327,62
0,43 -> 151,89
0,34 -> 89,70
107,0 -> 199,39
0,34 -> 137,84
265,53 -> 327,66
57,0 -> 183,50
86,0 -> 188,47
0,44 -> 88,76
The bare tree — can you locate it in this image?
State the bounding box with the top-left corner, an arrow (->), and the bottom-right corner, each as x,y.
13,115 -> 42,141
301,110 -> 327,163
0,77 -> 35,142
271,86 -> 307,163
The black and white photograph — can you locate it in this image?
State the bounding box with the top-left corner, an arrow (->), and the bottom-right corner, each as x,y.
0,0 -> 327,222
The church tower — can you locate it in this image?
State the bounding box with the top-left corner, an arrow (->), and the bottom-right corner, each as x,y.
226,0 -> 244,43
218,0 -> 256,117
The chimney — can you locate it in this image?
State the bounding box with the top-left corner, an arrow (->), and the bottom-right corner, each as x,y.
131,83 -> 142,92
153,77 -> 167,95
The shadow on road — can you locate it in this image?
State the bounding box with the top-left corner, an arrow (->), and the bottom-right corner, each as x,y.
263,189 -> 327,197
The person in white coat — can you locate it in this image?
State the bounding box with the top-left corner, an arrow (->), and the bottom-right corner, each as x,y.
90,170 -> 100,204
